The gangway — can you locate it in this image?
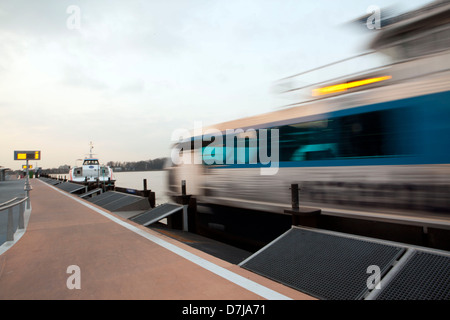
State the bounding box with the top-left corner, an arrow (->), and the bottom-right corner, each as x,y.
79,188 -> 103,198
85,191 -> 151,212
54,182 -> 86,194
240,226 -> 450,300
130,203 -> 183,227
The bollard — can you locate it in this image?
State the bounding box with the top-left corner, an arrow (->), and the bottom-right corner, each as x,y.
7,207 -> 14,241
284,183 -> 321,228
143,179 -> 155,208
169,180 -> 194,231
182,180 -> 186,196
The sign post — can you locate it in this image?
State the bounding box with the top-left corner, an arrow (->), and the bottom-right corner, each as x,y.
14,151 -> 41,209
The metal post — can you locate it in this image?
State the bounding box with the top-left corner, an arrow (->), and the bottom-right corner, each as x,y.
291,183 -> 299,210
24,159 -> 31,210
19,201 -> 25,229
7,207 -> 14,241
182,180 -> 188,231
143,179 -> 147,191
285,183 -> 321,227
181,180 -> 186,196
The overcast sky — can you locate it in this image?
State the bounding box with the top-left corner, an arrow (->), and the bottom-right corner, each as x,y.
0,0 -> 432,170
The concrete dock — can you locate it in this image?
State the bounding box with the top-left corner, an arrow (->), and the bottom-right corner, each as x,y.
0,179 -> 313,300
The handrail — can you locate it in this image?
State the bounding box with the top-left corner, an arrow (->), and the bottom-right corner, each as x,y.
0,197 -> 28,212
0,197 -> 19,208
277,51 -> 376,81
0,196 -> 29,243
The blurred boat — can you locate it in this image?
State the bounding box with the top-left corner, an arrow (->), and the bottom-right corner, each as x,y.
167,1 -> 450,216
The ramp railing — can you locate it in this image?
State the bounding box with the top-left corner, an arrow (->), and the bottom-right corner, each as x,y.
0,197 -> 28,244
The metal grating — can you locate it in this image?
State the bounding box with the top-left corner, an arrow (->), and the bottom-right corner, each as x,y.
41,178 -> 62,185
101,194 -> 143,211
376,251 -> 450,300
130,203 -> 182,226
55,182 -> 86,193
85,191 -> 149,211
87,192 -> 126,205
240,227 -> 405,300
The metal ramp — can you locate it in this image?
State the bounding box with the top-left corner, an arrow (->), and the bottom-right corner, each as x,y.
374,251 -> 450,300
239,226 -> 450,300
54,182 -> 86,194
79,188 -> 103,198
39,177 -> 62,185
39,177 -> 85,193
130,203 -> 182,227
85,191 -> 150,212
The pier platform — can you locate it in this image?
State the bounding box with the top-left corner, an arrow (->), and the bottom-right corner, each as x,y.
0,179 -> 312,300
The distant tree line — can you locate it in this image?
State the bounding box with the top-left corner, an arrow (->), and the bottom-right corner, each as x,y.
42,158 -> 168,174
42,165 -> 71,174
106,158 -> 167,171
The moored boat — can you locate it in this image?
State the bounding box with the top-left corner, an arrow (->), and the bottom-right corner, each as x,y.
69,143 -> 114,183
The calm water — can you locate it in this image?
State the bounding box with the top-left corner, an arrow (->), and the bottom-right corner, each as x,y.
113,170 -> 169,205
51,170 -> 169,205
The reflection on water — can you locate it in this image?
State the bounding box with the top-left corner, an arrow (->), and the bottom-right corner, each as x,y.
113,170 -> 168,205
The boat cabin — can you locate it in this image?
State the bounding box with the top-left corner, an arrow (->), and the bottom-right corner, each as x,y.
83,159 -> 100,166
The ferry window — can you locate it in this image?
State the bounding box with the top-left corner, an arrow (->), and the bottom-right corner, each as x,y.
202,134 -> 225,165
201,131 -> 261,165
337,111 -> 386,158
278,108 -> 412,161
278,119 -> 338,161
232,130 -> 258,164
202,145 -> 225,165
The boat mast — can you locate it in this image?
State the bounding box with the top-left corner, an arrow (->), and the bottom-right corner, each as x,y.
89,141 -> 94,158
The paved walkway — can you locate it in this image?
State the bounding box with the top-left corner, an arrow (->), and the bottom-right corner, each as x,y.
0,179 -> 313,300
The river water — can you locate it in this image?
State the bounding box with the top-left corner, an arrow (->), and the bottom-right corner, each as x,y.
113,170 -> 169,205
52,170 -> 169,205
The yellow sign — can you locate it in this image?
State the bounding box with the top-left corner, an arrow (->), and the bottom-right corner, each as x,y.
22,165 -> 33,169
313,76 -> 392,96
14,150 -> 41,160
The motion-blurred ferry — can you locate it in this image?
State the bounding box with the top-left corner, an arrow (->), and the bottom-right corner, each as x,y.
167,1 -> 450,216
69,143 -> 114,183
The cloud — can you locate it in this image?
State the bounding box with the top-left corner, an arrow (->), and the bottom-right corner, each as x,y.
0,0 -> 434,169
61,65 -> 109,90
